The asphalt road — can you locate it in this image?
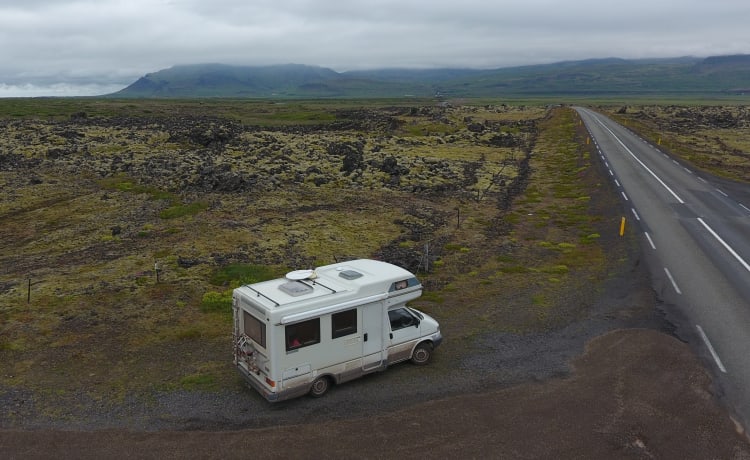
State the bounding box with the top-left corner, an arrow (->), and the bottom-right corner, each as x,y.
576,107 -> 750,431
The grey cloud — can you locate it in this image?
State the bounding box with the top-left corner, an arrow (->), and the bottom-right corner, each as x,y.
0,0 -> 748,96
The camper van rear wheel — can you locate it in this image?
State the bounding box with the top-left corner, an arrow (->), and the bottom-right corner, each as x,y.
309,376 -> 331,398
411,342 -> 433,365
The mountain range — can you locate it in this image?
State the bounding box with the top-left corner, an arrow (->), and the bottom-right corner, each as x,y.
110,54 -> 750,98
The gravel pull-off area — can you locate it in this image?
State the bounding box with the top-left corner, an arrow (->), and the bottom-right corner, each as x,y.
2,329 -> 749,459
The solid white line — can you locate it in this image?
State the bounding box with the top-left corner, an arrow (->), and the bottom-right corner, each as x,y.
644,232 -> 656,249
593,119 -> 685,204
621,191 -> 629,201
631,208 -> 640,221
696,325 -> 727,373
697,218 -> 750,273
716,188 -> 728,197
664,267 -> 682,294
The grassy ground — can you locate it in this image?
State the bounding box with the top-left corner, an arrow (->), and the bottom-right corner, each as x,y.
0,100 -> 687,419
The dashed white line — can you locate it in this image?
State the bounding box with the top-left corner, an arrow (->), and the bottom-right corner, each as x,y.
614,179 -> 621,187
621,191 -> 629,201
608,169 -> 614,176
684,167 -> 693,174
716,188 -> 728,197
696,325 -> 727,373
644,232 -> 656,249
664,267 -> 682,294
631,208 -> 640,221
698,177 -> 708,184
740,203 -> 750,213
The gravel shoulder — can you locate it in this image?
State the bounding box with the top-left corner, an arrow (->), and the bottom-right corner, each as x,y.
3,329 -> 749,459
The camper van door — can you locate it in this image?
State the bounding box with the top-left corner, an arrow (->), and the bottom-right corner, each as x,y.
361,302 -> 384,370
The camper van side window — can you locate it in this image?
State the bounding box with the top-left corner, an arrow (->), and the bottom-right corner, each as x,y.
243,311 -> 266,348
332,309 -> 357,339
285,318 -> 320,351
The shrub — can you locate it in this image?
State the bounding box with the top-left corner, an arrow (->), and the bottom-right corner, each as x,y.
200,290 -> 232,312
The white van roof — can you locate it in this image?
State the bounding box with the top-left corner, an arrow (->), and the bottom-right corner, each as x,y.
233,259 -> 419,323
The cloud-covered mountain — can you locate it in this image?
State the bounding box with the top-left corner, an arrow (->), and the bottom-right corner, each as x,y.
110,55 -> 750,98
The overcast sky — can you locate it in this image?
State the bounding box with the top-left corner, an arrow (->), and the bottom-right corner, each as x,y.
1,0 -> 748,97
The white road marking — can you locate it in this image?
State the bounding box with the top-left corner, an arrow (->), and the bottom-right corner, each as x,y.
631,208 -> 640,221
614,179 -> 620,187
740,203 -> 750,213
716,188 -> 728,197
684,167 -> 692,174
644,232 -> 656,249
664,267 -> 682,294
593,119 -> 685,204
621,191 -> 629,201
697,218 -> 750,273
696,325 -> 727,373
609,169 -> 614,176
698,177 -> 707,184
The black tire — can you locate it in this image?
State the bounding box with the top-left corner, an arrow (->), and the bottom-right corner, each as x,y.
411,342 -> 433,365
309,376 -> 331,398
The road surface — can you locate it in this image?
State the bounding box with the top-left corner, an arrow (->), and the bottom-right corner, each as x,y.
576,107 -> 750,430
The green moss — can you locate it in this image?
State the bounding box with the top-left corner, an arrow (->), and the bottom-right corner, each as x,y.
200,290 -> 233,312
159,201 -> 208,219
179,373 -> 217,390
541,264 -> 569,274
210,264 -> 279,286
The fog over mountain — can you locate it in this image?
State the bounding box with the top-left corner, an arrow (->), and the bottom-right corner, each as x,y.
2,0 -> 748,96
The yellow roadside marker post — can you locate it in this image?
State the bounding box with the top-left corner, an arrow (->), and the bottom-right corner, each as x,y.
620,217 -> 626,236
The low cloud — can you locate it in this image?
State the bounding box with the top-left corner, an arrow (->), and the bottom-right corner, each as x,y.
0,82 -> 126,98
1,0 -> 749,96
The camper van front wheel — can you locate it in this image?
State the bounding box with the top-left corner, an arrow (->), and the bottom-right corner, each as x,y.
411,343 -> 433,365
309,376 -> 331,398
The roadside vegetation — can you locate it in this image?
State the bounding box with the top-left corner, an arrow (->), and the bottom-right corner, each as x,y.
607,105 -> 750,183
1,98 -> 743,424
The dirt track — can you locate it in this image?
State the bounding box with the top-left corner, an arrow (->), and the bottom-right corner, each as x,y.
2,329 -> 748,459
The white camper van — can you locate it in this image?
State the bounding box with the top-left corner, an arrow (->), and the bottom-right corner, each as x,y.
232,259 -> 442,402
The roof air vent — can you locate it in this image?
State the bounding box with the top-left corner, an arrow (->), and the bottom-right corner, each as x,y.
279,281 -> 313,297
339,269 -> 363,280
